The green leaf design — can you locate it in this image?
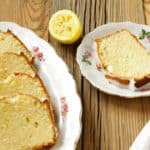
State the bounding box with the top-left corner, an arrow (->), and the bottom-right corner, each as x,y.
82,55 -> 88,59
139,35 -> 145,40
83,59 -> 92,65
142,29 -> 146,35
146,32 -> 150,38
139,29 -> 150,40
82,55 -> 92,65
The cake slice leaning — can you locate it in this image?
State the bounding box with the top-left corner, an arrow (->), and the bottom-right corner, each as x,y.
0,52 -> 35,80
0,73 -> 57,146
0,73 -> 50,102
95,29 -> 150,87
0,31 -> 32,61
0,94 -> 56,150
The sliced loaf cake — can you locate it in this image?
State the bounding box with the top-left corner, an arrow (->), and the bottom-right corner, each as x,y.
0,30 -> 57,148
0,73 -> 49,101
96,29 -> 150,87
0,52 -> 35,79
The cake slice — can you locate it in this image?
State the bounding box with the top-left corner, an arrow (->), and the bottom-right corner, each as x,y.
96,29 -> 150,87
0,52 -> 35,79
0,94 -> 56,150
0,31 -> 32,61
0,73 -> 49,101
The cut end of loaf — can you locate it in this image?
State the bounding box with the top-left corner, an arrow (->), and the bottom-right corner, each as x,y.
0,94 -> 56,150
96,29 -> 150,86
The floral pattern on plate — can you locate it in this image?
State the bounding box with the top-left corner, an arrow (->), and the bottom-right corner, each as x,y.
77,22 -> 150,98
82,50 -> 93,65
32,46 -> 45,62
60,96 -> 68,116
139,29 -> 150,42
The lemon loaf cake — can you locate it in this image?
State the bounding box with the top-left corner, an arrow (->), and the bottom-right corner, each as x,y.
0,73 -> 49,101
0,31 -> 32,61
0,52 -> 35,79
96,29 -> 150,87
0,94 -> 56,150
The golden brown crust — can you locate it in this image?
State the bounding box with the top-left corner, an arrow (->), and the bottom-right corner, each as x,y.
32,141 -> 55,150
1,30 -> 33,62
95,29 -> 150,86
135,76 -> 150,88
96,64 -> 103,70
105,74 -> 130,85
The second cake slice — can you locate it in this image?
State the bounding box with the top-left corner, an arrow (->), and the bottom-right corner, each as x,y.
0,52 -> 35,79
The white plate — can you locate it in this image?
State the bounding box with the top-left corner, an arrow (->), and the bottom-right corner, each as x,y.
0,22 -> 82,150
77,22 -> 150,98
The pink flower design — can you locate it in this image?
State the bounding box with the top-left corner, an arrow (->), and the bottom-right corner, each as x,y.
148,37 -> 150,43
32,46 -> 39,52
36,52 -> 43,58
61,103 -> 68,112
82,50 -> 92,65
32,46 -> 45,62
60,97 -> 68,116
84,50 -> 92,57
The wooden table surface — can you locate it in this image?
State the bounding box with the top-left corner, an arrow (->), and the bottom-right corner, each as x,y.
0,0 -> 149,150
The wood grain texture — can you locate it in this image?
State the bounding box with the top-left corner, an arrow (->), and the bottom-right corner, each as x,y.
49,0 -> 105,150
144,0 -> 150,25
0,0 -> 148,150
101,1 -> 150,150
0,0 -> 50,40
50,0 -> 149,150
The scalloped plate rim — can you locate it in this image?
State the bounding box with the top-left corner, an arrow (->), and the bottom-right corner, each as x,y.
0,21 -> 82,150
77,22 -> 150,98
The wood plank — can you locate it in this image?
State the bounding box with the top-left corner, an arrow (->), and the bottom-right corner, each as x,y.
101,0 -> 150,150
81,0 -> 103,149
49,1 -> 82,149
49,0 -> 105,150
0,0 -> 50,40
144,0 -> 150,25
50,0 -> 149,150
